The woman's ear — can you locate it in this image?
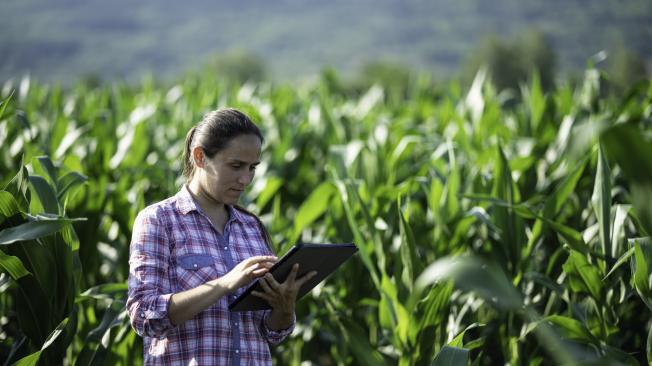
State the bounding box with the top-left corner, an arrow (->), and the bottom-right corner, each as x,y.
192,147 -> 205,168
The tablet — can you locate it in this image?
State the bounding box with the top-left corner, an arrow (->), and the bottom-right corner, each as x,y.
228,243 -> 358,312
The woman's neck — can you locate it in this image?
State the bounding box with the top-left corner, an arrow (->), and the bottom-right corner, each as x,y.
186,180 -> 229,230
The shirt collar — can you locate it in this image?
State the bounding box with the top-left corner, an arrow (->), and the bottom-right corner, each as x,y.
176,185 -> 245,224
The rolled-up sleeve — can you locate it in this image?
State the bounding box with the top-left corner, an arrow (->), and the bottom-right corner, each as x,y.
259,310 -> 295,345
127,209 -> 175,338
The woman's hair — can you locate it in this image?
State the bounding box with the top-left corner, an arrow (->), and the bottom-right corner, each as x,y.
182,108 -> 264,181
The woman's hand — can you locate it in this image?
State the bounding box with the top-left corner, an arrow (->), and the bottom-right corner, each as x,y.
220,255 -> 278,293
251,264 -> 317,329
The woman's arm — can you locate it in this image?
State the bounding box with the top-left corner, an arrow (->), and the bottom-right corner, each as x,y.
168,255 -> 277,325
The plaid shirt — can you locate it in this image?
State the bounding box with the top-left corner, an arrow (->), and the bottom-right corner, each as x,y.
127,186 -> 294,366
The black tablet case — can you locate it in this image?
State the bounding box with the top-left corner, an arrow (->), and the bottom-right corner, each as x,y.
228,243 -> 357,312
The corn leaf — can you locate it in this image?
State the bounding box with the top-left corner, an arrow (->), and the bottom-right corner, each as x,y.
0,90 -> 13,121
416,255 -> 522,311
631,237 -> 652,311
601,123 -> 652,234
0,191 -> 21,224
430,345 -> 469,366
0,250 -> 31,280
544,315 -> 597,344
292,182 -> 336,240
591,145 -> 611,271
29,175 -> 59,215
398,199 -> 419,293
562,251 -> 603,301
4,162 -> 31,212
13,317 -> 69,366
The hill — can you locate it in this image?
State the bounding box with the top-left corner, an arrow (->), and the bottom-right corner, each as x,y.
1,0 -> 651,83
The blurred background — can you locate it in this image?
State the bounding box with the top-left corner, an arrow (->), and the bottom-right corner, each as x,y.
3,1 -> 652,365
1,0 -> 650,89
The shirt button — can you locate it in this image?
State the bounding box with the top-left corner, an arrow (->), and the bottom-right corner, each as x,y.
234,322 -> 238,326
223,246 -> 228,250
140,312 -> 145,318
193,263 -> 198,268
235,350 -> 239,354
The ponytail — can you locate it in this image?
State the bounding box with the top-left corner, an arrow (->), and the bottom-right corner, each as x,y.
182,126 -> 198,181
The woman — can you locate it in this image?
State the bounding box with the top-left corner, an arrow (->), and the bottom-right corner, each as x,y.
127,108 -> 315,365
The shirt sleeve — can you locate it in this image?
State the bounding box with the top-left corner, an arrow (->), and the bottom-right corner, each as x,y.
259,310 -> 295,344
126,208 -> 175,338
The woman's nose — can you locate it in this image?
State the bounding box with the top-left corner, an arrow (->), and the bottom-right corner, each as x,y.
238,171 -> 254,185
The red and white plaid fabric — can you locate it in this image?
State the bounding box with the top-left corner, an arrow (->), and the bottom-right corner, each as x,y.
127,186 -> 293,366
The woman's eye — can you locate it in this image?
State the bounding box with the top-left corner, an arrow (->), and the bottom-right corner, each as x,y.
249,166 -> 257,172
231,164 -> 242,169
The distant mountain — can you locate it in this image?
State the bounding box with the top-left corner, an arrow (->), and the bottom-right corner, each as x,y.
1,0 -> 651,83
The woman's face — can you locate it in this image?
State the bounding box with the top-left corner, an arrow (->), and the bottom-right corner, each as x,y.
194,134 -> 262,206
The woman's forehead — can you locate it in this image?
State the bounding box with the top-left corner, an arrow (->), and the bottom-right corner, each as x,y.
218,134 -> 262,161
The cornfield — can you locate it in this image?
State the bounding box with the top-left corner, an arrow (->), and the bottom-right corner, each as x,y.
1,68 -> 652,365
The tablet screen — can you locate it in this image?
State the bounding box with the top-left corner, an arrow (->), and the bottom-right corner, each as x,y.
228,243 -> 357,312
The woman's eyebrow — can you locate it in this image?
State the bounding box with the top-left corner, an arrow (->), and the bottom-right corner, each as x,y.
229,158 -> 260,165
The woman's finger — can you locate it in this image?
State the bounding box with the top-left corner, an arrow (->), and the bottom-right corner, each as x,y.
243,256 -> 278,268
285,263 -> 299,285
263,273 -> 282,290
251,290 -> 271,301
258,277 -> 274,293
294,271 -> 318,288
251,267 -> 270,277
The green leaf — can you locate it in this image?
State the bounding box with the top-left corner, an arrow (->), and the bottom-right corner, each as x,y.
293,182 -> 336,238
527,72 -> 546,133
631,237 -> 652,311
13,351 -> 42,366
562,251 -> 603,300
491,146 -> 525,270
255,176 -> 283,210
0,218 -> 75,245
77,283 -> 128,302
29,175 -> 59,215
56,171 -> 88,202
601,123 -> 652,234
37,156 -> 59,188
544,315 -> 597,344
4,163 -> 31,212
13,317 -> 69,366
0,191 -> 21,223
398,199 -> 419,293
0,249 -> 32,279
449,323 -> 482,348
414,283 -> 453,363
75,301 -> 126,366
416,255 -> 522,311
604,247 -> 635,280
546,155 -> 589,217
441,142 -> 460,222
431,345 -> 469,366
591,145 -> 611,269
0,90 -> 13,121
337,315 -> 386,366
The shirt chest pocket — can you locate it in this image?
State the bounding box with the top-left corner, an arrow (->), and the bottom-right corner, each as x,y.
174,253 -> 218,291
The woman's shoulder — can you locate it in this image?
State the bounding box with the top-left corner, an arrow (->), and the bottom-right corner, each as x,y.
135,195 -> 181,223
231,205 -> 262,225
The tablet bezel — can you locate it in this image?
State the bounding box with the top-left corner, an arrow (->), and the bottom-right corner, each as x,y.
228,242 -> 357,311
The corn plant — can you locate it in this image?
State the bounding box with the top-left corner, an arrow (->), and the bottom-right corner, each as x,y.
0,67 -> 651,365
